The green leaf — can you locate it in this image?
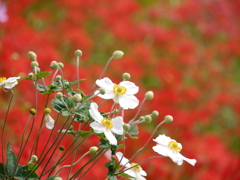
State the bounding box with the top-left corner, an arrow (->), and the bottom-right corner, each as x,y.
6,141 -> 17,176
128,125 -> 139,135
58,129 -> 76,137
36,83 -> 46,91
75,131 -> 94,137
35,71 -> 51,79
117,144 -> 125,149
127,133 -> 138,139
66,97 -> 75,109
21,77 -> 32,80
27,163 -> 39,171
69,79 -> 85,86
40,91 -> 54,95
48,84 -> 62,91
51,97 -> 68,113
0,163 -> 7,179
117,172 -> 135,178
45,176 -> 58,180
99,139 -> 110,149
14,165 -> 38,180
115,134 -> 123,141
61,110 -> 72,116
75,101 -> 93,121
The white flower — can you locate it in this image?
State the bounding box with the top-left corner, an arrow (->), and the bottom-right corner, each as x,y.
116,152 -> 147,180
0,3 -> 8,23
44,114 -> 55,129
0,77 -> 20,89
152,134 -> 197,166
89,102 -> 124,145
95,77 -> 139,109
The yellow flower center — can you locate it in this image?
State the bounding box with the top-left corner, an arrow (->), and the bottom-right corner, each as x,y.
102,118 -> 113,129
130,163 -> 141,172
168,141 -> 182,151
0,77 -> 6,83
113,85 -> 127,95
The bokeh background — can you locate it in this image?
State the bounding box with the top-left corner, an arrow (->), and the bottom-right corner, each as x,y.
1,0 -> 240,179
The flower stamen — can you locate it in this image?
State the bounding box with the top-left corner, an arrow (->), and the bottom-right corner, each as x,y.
130,163 -> 141,172
102,118 -> 113,129
113,85 -> 127,95
168,141 -> 182,151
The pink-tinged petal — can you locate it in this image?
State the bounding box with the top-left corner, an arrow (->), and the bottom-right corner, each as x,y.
96,77 -> 114,91
119,81 -> 139,95
90,122 -> 104,133
179,153 -> 197,166
152,145 -> 169,156
116,152 -> 131,167
111,117 -> 124,135
119,95 -> 139,109
89,102 -> 103,122
104,128 -> 117,145
45,115 -> 54,129
96,90 -> 115,99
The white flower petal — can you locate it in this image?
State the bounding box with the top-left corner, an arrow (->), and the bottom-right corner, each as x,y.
119,95 -> 139,109
140,169 -> 147,176
125,169 -> 137,179
135,172 -> 146,180
96,77 -> 114,91
96,90 -> 115,99
152,145 -> 169,156
179,153 -> 197,166
45,115 -> 54,129
111,117 -> 124,135
90,122 -> 104,133
153,134 -> 173,146
89,102 -> 103,123
116,152 -> 130,167
119,81 -> 139,95
104,128 -> 117,145
1,77 -> 20,89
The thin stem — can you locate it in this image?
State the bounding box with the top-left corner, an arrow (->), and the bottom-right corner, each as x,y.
1,90 -> 14,178
119,120 -> 165,171
77,150 -> 108,179
88,56 -> 113,96
56,151 -> 89,176
129,98 -> 146,124
58,68 -> 65,94
13,114 -> 33,175
52,68 -> 59,83
116,156 -> 164,175
98,99 -> 107,108
76,56 -> 80,90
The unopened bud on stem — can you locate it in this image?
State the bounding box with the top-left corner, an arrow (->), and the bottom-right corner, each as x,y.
113,50 -> 124,60
144,115 -> 152,123
50,61 -> 59,70
44,108 -> 51,114
59,146 -> 65,151
152,110 -> 159,118
89,146 -> 98,155
56,75 -> 61,81
31,61 -> 39,68
30,108 -> 36,115
145,91 -> 154,100
164,115 -> 173,123
122,73 -> 131,81
28,51 -> 37,61
74,49 -> 82,57
55,92 -> 63,99
58,62 -> 64,69
30,155 -> 38,163
72,94 -> 82,103
123,124 -> 130,132
54,177 -> 63,180
99,89 -> 105,95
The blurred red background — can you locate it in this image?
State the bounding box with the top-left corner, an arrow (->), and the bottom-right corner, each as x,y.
1,0 -> 240,179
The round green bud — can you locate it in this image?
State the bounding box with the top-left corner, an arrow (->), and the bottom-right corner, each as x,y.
112,50 -> 124,60
89,146 -> 98,155
28,51 -> 37,61
30,155 -> 38,163
139,116 -> 144,121
145,91 -> 154,100
28,73 -> 34,78
74,49 -> 82,57
30,108 -> 36,115
152,110 -> 159,118
58,62 -> 64,69
99,88 -> 105,95
50,61 -> 58,69
123,124 -> 130,132
69,125 -> 74,131
54,177 -> 63,180
44,108 -> 51,114
64,81 -> 69,87
113,109 -> 119,115
122,72 -> 131,81
164,115 -> 173,123
31,61 -> 39,68
72,94 -> 82,103
144,115 -> 152,123
56,75 -> 61,81
59,146 -> 65,151
55,92 -> 63,99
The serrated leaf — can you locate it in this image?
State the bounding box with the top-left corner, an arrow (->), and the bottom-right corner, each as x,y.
14,165 -> 38,180
117,172 -> 135,178
6,142 -> 17,176
35,71 -> 51,79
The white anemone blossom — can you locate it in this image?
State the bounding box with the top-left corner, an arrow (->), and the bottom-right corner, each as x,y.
95,77 -> 139,109
153,134 -> 197,166
0,77 -> 20,89
44,114 -> 55,129
89,102 -> 124,145
116,152 -> 147,180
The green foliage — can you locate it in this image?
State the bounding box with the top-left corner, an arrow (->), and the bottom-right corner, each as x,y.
99,139 -> 110,149
117,173 -> 135,178
35,72 -> 51,79
14,165 -> 38,180
126,125 -> 139,139
6,142 -> 17,176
